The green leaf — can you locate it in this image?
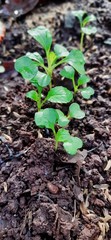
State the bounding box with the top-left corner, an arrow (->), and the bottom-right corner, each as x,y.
78,75 -> 90,86
60,65 -> 75,80
80,86 -> 94,99
36,71 -> 51,87
30,75 -> 39,88
56,129 -> 70,142
28,26 -> 52,52
34,108 -> 58,129
83,14 -> 96,26
47,86 -> 73,103
71,10 -> 86,25
0,66 -> 5,73
26,52 -> 44,65
56,109 -> 69,127
48,51 -> 57,66
54,44 -> 69,58
26,90 -> 38,102
69,103 -> 85,119
15,56 -> 38,80
63,136 -> 83,155
65,49 -> 85,75
82,26 -> 97,35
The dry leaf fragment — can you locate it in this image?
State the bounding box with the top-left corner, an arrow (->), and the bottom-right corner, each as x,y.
2,133 -> 13,143
0,21 -> 6,42
80,202 -> 89,215
104,189 -> 111,202
98,222 -> 106,237
93,184 -> 109,189
3,182 -> 8,192
104,160 -> 111,171
68,149 -> 87,164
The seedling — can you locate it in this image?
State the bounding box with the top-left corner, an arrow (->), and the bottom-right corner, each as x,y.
72,10 -> 97,51
15,26 -> 87,109
15,26 -> 86,91
60,65 -> 94,99
14,25 -> 95,156
35,106 -> 85,154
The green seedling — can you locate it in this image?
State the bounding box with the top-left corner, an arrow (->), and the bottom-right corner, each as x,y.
35,106 -> 84,154
15,26 -> 86,91
14,25 -> 95,156
72,10 -> 97,51
60,65 -> 94,98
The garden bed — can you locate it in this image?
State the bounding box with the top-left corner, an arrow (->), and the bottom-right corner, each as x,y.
0,0 -> 111,239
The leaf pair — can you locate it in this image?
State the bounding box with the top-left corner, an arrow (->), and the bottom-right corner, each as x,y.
60,66 -> 94,99
72,10 -> 97,35
26,86 -> 73,105
35,108 -> 83,155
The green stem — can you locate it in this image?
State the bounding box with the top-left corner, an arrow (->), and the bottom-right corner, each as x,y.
37,88 -> 42,111
72,78 -> 78,94
80,32 -> 84,52
53,59 -> 65,69
46,50 -> 53,89
52,127 -> 58,150
40,96 -> 48,108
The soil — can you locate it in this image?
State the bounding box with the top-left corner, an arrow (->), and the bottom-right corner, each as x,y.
0,0 -> 111,239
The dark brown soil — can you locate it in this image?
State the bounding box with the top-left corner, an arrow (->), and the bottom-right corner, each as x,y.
0,0 -> 111,239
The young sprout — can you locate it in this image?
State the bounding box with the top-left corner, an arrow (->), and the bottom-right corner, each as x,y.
15,26 -> 86,92
60,66 -> 94,99
72,10 -> 97,51
14,26 -> 95,156
34,107 -> 84,155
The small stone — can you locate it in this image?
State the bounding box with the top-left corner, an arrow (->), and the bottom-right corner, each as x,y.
47,182 -> 59,194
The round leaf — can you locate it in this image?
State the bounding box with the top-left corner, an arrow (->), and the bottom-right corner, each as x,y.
69,103 -> 85,119
34,108 -> 58,129
37,71 -> 51,87
71,10 -> 86,25
26,90 -> 38,102
56,109 -> 69,127
56,129 -> 70,142
47,86 -> 73,103
26,52 -> 44,65
78,75 -> 90,86
80,87 -> 94,99
15,56 -> 38,80
60,65 -> 75,80
65,49 -> 85,75
28,26 -> 52,52
82,26 -> 97,35
54,44 -> 69,58
63,137 -> 83,155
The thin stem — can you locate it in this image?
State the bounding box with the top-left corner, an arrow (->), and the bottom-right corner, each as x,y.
52,127 -> 58,150
53,58 -> 65,69
80,32 -> 84,52
72,78 -> 78,94
55,140 -> 58,150
40,96 -> 48,108
37,88 -> 42,111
